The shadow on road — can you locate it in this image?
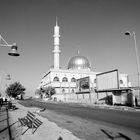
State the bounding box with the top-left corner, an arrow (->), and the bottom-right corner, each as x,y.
101,129 -> 132,140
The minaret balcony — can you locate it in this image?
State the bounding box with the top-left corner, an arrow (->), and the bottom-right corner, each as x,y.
53,50 -> 61,53
53,35 -> 60,37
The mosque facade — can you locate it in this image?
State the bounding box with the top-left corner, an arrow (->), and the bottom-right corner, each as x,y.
38,20 -> 130,103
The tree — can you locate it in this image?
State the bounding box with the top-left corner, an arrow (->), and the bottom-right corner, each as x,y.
44,86 -> 56,99
35,88 -> 42,98
6,82 -> 26,99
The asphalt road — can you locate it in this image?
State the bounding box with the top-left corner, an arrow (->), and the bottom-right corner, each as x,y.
43,102 -> 140,133
21,99 -> 140,135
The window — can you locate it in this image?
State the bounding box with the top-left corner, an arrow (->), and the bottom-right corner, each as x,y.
71,89 -> 74,93
62,77 -> 68,82
94,79 -> 96,83
62,89 -> 65,93
53,76 -> 59,82
71,77 -> 76,82
120,80 -> 123,84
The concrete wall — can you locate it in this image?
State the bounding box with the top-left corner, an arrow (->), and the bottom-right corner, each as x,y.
52,92 -> 98,103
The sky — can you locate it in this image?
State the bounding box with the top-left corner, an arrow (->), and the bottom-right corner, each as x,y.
0,0 -> 140,96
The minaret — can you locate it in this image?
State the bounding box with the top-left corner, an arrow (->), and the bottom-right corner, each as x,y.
53,17 -> 61,69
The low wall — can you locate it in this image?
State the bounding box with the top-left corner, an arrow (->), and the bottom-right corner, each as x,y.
52,92 -> 99,103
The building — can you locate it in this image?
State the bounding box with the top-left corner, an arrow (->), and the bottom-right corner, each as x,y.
38,19 -> 131,103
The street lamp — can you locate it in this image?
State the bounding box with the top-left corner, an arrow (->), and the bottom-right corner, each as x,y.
0,34 -> 20,56
0,34 -> 19,98
125,31 -> 140,97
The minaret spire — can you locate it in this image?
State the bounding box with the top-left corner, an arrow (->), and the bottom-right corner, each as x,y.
53,17 -> 61,69
56,16 -> 58,26
77,50 -> 80,55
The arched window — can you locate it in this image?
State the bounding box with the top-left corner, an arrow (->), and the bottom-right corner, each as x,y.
53,76 -> 59,82
120,80 -> 123,84
90,87 -> 93,91
71,77 -> 76,82
71,89 -> 74,93
62,77 -> 68,82
62,89 -> 65,93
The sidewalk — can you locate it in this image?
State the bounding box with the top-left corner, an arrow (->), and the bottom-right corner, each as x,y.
0,106 -> 11,140
8,101 -> 81,140
80,102 -> 140,112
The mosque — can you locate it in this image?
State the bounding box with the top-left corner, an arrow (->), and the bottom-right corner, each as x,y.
38,20 -> 131,103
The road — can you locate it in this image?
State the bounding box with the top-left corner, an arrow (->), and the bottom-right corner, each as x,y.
20,99 -> 140,140
38,101 -> 140,131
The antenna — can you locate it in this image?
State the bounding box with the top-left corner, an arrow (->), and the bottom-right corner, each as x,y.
77,49 -> 80,55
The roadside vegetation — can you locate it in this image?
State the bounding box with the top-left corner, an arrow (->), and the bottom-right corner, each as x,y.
6,81 -> 26,99
19,98 -> 47,109
35,86 -> 56,99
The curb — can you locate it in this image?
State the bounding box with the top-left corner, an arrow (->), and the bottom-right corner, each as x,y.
86,105 -> 140,112
33,99 -> 140,112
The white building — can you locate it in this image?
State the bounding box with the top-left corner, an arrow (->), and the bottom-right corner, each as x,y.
38,19 -> 130,103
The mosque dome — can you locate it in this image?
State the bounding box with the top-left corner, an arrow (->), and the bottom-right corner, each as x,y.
68,55 -> 91,70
